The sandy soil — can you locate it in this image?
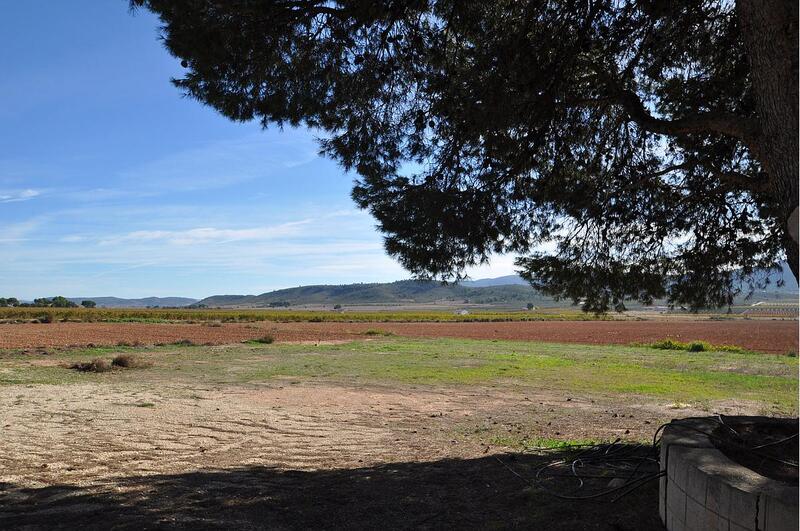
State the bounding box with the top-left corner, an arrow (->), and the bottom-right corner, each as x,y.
0,319 -> 796,353
3,374 -> 748,530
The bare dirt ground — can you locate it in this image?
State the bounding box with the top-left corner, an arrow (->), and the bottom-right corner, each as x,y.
1,375 -> 737,530
0,318 -> 796,353
1,330 -> 793,530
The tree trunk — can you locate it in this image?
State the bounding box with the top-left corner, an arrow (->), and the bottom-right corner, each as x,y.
736,0 -> 799,280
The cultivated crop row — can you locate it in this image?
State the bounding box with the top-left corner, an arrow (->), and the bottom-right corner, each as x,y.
0,307 -> 607,323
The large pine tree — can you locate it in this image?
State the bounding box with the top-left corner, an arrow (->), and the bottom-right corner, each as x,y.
133,0 -> 798,311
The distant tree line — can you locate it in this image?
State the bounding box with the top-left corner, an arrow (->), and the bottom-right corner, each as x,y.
0,297 -> 96,308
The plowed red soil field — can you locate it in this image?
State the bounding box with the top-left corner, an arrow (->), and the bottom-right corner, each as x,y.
0,319 -> 796,353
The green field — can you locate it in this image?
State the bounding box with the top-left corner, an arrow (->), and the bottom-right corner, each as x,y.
2,338 -> 795,413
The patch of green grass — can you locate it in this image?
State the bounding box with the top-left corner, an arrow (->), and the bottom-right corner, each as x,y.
1,338 -> 796,413
0,365 -> 102,385
219,339 -> 798,411
490,435 -> 599,450
0,344 -> 166,385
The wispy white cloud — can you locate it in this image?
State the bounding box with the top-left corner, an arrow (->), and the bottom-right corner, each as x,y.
0,217 -> 46,243
5,208 -> 521,283
0,188 -> 40,203
115,131 -> 319,193
98,220 -> 312,246
0,129 -> 521,298
59,234 -> 87,243
3,130 -> 323,207
58,187 -> 154,202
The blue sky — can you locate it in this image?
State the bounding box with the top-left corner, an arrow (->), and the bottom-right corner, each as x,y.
0,1 -> 516,299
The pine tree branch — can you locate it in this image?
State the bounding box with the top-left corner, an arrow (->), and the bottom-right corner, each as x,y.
613,87 -> 759,145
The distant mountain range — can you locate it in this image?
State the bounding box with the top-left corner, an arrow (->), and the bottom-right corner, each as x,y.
66,297 -> 198,308
463,264 -> 800,293
197,264 -> 797,308
61,263 -> 797,309
196,279 -> 542,308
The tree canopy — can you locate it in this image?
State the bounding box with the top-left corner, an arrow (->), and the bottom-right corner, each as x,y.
133,0 -> 798,311
28,296 -> 78,308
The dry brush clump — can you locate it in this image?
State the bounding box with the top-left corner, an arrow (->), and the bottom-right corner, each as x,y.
37,312 -> 56,324
111,354 -> 153,369
116,340 -> 143,347
172,339 -> 196,346
363,328 -> 395,336
69,358 -> 113,373
68,354 -> 152,372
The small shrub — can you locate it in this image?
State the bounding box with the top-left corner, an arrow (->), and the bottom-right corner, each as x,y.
70,358 -> 113,373
252,334 -> 275,344
687,341 -> 708,352
111,354 -> 152,369
39,312 -> 55,323
172,339 -> 196,346
786,350 -> 798,358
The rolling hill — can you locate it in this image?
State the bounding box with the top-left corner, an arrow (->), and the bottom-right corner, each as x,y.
58,262 -> 797,310
197,262 -> 798,309
197,280 -> 543,308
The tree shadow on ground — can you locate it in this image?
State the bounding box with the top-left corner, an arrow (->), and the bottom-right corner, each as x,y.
0,449 -> 664,530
